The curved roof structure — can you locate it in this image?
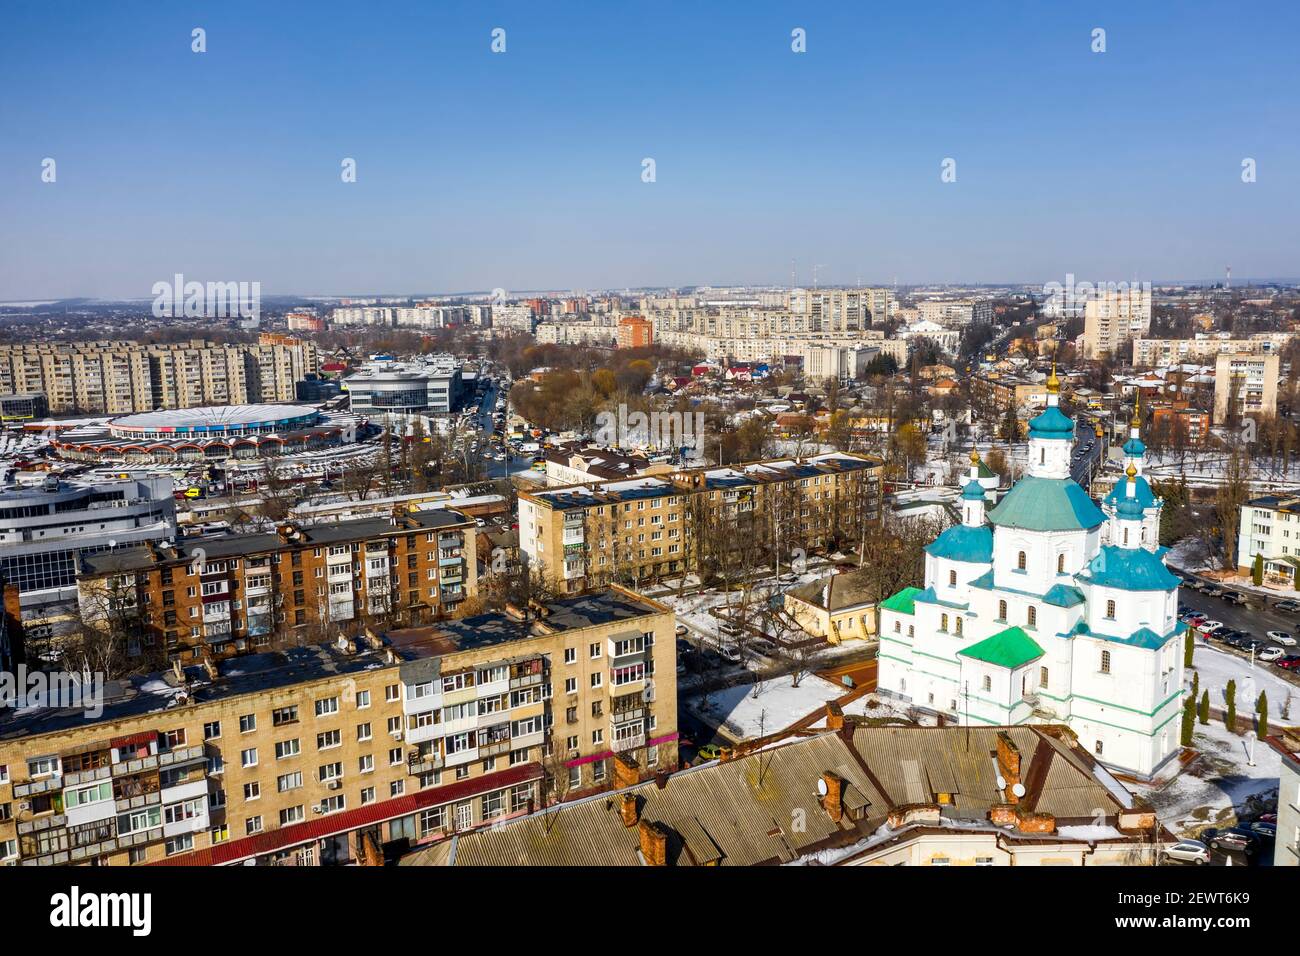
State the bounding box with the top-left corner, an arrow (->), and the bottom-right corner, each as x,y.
987,475 -> 1105,532
925,524 -> 994,563
110,404 -> 318,437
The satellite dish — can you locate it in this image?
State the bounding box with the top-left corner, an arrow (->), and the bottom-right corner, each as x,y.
995,775 -> 1007,791
816,778 -> 828,797
1012,782 -> 1026,799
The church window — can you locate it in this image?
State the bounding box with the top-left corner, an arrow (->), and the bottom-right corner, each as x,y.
948,569 -> 957,587
982,675 -> 991,692
1039,666 -> 1049,688
1039,448 -> 1045,465
1100,650 -> 1111,674
955,617 -> 963,635
1123,529 -> 1129,546
1105,600 -> 1116,619
1017,551 -> 1026,571
997,600 -> 1007,621
1094,739 -> 1104,755
940,614 -> 949,632
1057,554 -> 1065,574
894,621 -> 901,634
1026,606 -> 1037,628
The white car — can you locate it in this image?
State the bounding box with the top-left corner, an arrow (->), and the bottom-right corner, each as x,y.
1160,840 -> 1210,866
1199,621 -> 1224,633
1259,646 -> 1285,663
1266,630 -> 1297,646
719,644 -> 743,663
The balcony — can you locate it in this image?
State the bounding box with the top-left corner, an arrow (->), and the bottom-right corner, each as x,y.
612,731 -> 646,753
407,749 -> 444,775
479,738 -> 511,758
439,550 -> 463,567
443,747 -> 479,769
509,671 -> 544,691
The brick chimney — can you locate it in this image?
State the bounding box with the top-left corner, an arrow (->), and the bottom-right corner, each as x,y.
613,753 -> 640,790
638,819 -> 667,866
619,793 -> 639,827
995,731 -> 1022,804
825,701 -> 844,731
820,772 -> 843,823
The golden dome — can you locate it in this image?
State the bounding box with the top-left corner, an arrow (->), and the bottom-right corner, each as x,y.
969,448 -> 980,465
1126,462 -> 1138,479
1130,392 -> 1141,428
1046,359 -> 1060,394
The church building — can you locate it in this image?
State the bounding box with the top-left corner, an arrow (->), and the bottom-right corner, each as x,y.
877,370 -> 1186,778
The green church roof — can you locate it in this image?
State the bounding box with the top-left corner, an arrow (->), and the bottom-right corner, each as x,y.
1078,546 -> 1180,591
958,626 -> 1044,669
987,475 -> 1106,532
880,586 -> 923,616
925,524 -> 993,564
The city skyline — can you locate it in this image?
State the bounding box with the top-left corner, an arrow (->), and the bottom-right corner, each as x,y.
2,0 -> 1298,300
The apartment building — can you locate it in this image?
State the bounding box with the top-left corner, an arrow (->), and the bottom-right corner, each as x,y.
1213,351 -> 1279,424
0,338 -> 318,415
1080,287 -> 1153,359
0,587 -> 676,867
1132,334 -> 1292,368
917,298 -> 993,328
616,316 -> 653,349
1234,491 -> 1300,577
518,452 -> 882,592
75,509 -> 479,665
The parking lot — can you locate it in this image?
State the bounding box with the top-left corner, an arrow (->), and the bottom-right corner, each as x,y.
1175,570 -> 1300,687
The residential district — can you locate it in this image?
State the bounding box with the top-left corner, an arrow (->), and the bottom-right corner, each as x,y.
0,281 -> 1297,869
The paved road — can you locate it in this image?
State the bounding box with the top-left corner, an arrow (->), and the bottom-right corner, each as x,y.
1069,420 -> 1104,487
1173,569 -> 1300,688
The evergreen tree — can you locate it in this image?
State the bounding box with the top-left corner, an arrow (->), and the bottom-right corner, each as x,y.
1191,670 -> 1199,707
1252,552 -> 1264,586
1293,561 -> 1299,592
1180,696 -> 1196,747
1257,691 -> 1269,740
1198,690 -> 1209,724
1184,631 -> 1195,668
1226,679 -> 1237,733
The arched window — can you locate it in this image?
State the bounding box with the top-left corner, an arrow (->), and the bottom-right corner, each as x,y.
1105,599 -> 1116,619
940,613 -> 949,632
1017,551 -> 1026,571
1026,606 -> 1037,628
1039,448 -> 1045,465
998,600 -> 1007,621
1100,649 -> 1111,674
1123,528 -> 1129,546
948,569 -> 957,587
982,675 -> 992,692
1057,553 -> 1065,574
1039,665 -> 1049,688
893,620 -> 901,634
955,617 -> 963,635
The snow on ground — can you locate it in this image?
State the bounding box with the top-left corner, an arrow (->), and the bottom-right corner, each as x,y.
1139,718 -> 1281,837
685,674 -> 845,741
804,691 -> 914,728
1190,639 -> 1298,721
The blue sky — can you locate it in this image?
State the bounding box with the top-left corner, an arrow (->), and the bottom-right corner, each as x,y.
1,0 -> 1297,299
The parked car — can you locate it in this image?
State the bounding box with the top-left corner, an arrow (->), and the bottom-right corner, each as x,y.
696,744 -> 725,761
1160,840 -> 1210,865
1274,600 -> 1300,613
1203,584 -> 1225,597
1222,591 -> 1250,606
1199,620 -> 1224,633
719,644 -> 743,663
1266,630 -> 1297,646
718,622 -> 742,637
1201,827 -> 1258,855
1275,654 -> 1300,670
1240,821 -> 1276,840
1259,646 -> 1285,663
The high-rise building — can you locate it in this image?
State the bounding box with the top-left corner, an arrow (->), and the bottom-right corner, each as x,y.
1080,288 -> 1153,359
0,339 -> 318,415
0,587 -> 678,867
1213,352 -> 1279,424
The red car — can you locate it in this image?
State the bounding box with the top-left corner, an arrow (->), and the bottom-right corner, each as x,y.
1275,655 -> 1300,670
